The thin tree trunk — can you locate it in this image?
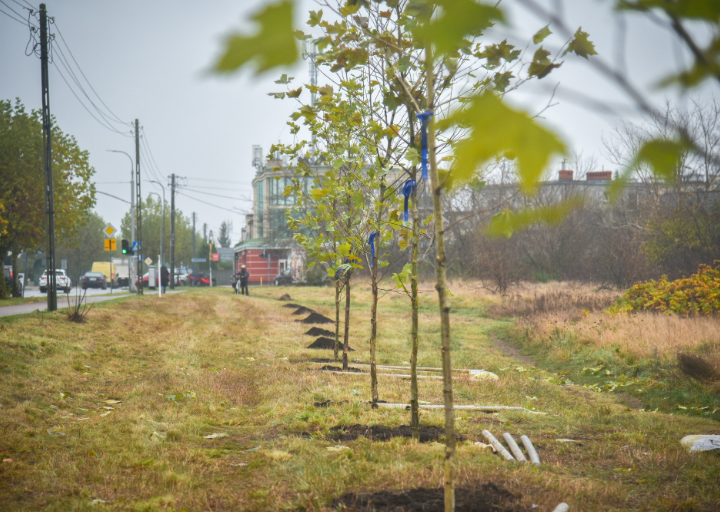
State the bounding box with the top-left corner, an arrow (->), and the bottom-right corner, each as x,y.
334,280 -> 341,361
410,168 -> 420,438
370,240 -> 379,403
426,43 -> 455,512
343,272 -> 351,372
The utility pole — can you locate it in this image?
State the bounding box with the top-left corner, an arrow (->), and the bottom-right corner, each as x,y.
192,212 -> 196,286
40,4 -> 57,311
169,174 -> 176,289
208,230 -> 213,288
203,223 -> 207,242
135,119 -> 143,295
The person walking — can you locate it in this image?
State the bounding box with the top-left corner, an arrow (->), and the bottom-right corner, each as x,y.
160,264 -> 169,294
239,265 -> 250,296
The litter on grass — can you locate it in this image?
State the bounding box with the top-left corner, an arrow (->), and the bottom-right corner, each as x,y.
204,433 -> 229,439
680,435 -> 720,453
326,445 -> 351,452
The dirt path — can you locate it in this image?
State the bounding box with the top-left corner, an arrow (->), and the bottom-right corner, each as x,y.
491,336 -> 536,366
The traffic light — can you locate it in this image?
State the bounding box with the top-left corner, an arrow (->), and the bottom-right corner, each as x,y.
121,239 -> 129,255
235,252 -> 239,260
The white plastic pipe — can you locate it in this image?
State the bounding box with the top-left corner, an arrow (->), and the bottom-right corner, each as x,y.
502,433 -> 527,463
482,430 -> 515,462
520,435 -> 541,466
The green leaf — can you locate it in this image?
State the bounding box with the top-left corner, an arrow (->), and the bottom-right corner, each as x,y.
439,91 -> 566,194
527,47 -> 562,79
294,30 -> 311,41
635,138 -> 691,181
493,71 -> 513,92
286,87 -> 303,98
468,178 -> 486,191
275,74 -> 294,84
413,0 -> 504,56
308,10 -> 323,27
213,0 -> 298,75
533,25 -> 552,44
268,92 -> 286,99
563,28 -> 598,60
487,198 -> 583,238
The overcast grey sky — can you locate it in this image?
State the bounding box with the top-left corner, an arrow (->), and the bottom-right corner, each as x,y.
0,0 -> 714,243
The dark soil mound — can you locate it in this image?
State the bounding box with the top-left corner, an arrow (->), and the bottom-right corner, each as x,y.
279,294 -> 292,301
292,306 -> 316,315
282,303 -> 303,309
307,337 -> 355,351
295,312 -> 335,324
304,327 -> 335,337
678,352 -> 719,382
332,484 -> 524,512
329,424 -> 465,443
319,365 -> 363,373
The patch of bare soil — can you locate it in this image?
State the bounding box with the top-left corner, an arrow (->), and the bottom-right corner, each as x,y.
313,399 -> 350,407
307,337 -> 355,351
329,424 -> 466,443
279,294 -> 292,301
616,393 -> 644,410
296,312 -> 335,324
492,337 -> 535,367
292,306 -> 316,315
332,483 -> 525,512
305,327 -> 335,337
319,365 -> 363,373
282,303 -> 304,308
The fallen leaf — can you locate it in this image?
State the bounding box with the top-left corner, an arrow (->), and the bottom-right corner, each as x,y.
104,399 -> 122,405
326,445 -> 350,452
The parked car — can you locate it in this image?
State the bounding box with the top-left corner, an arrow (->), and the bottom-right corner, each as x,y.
135,272 -> 159,289
189,273 -> 215,286
91,262 -> 117,287
3,267 -> 21,294
175,272 -> 190,286
273,270 -> 293,286
81,271 -> 107,290
39,269 -> 72,293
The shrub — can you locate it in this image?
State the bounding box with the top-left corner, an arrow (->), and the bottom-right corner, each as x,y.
610,262 -> 720,316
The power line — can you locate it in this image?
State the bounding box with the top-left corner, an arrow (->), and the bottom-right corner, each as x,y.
180,187 -> 252,201
177,191 -> 246,215
0,4 -> 28,25
140,127 -> 167,182
53,20 -> 128,126
0,0 -> 29,21
96,190 -> 130,204
51,41 -> 132,136
51,59 -> 133,137
185,177 -> 247,184
138,134 -> 164,184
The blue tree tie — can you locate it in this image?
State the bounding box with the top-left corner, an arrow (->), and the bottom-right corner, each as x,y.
417,111 -> 434,180
368,232 -> 380,268
402,179 -> 416,222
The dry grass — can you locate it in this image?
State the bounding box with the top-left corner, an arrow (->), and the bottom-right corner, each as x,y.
0,284 -> 717,511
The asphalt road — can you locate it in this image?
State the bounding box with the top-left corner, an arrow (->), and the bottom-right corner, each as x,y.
22,286 -> 131,298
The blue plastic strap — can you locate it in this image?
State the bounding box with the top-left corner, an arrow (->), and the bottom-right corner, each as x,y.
368,232 -> 380,268
402,179 -> 416,222
417,111 -> 434,180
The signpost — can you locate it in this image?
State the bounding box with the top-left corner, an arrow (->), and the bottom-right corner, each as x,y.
145,257 -> 153,266
103,223 -> 117,239
191,258 -> 206,263
211,253 -> 219,262
104,238 -> 117,251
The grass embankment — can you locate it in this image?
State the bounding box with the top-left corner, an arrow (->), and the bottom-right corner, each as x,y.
0,284 -> 718,511
491,282 -> 720,422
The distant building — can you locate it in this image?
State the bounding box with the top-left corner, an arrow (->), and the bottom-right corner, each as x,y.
233,149 -> 329,284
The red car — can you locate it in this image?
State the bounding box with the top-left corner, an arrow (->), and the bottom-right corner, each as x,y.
188,273 -> 215,286
135,272 -> 158,289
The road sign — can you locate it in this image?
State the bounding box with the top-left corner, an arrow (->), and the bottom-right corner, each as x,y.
211,253 -> 219,262
145,257 -> 153,266
104,238 -> 117,251
191,258 -> 206,263
103,223 -> 117,239
132,241 -> 141,253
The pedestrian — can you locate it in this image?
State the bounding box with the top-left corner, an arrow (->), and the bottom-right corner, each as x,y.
160,264 -> 169,294
239,264 -> 249,296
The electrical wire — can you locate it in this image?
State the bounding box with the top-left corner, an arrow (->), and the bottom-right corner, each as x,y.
0,4 -> 28,25
96,190 -> 130,204
180,187 -> 252,201
51,42 -> 132,136
177,191 -> 246,214
139,128 -> 166,182
0,0 -> 30,23
185,177 -> 247,184
138,134 -> 165,184
53,20 -> 128,126
51,59 -> 134,137
20,0 -> 35,10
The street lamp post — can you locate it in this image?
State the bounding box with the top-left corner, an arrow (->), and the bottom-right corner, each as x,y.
107,149 -> 136,292
148,181 -> 166,270
148,191 -> 164,297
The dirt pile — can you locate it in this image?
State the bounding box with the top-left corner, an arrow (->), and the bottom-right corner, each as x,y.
282,303 -> 303,309
304,327 -> 335,337
292,306 -> 316,315
278,294 -> 292,301
329,424 -> 465,443
319,365 -> 363,373
307,337 -> 355,351
332,484 -> 524,512
295,312 -> 335,324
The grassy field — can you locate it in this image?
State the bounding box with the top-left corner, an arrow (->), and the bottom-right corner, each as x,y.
0,283 -> 718,511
